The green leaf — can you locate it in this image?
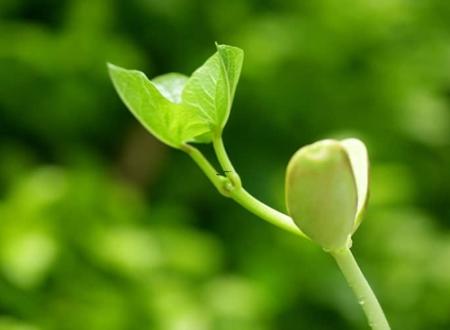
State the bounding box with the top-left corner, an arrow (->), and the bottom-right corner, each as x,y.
108,64 -> 210,148
152,73 -> 188,104
216,43 -> 244,103
285,140 -> 358,251
341,138 -> 369,231
108,44 -> 243,147
182,44 -> 244,132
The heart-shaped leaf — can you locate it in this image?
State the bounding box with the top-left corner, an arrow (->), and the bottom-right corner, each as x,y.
182,44 -> 244,133
108,44 -> 244,148
108,64 -> 211,148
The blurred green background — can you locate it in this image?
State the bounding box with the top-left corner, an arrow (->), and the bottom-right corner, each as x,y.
0,0 -> 449,329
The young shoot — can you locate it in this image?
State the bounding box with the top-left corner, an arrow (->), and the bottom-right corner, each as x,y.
108,43 -> 390,330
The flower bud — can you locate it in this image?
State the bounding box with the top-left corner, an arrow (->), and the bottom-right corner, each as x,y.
285,139 -> 368,251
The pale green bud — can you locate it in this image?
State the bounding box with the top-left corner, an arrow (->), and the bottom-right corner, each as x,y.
285,139 -> 369,251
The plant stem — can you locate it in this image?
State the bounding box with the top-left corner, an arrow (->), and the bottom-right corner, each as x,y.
212,136 -> 241,187
185,143 -> 389,329
182,144 -> 305,237
230,187 -> 306,237
330,248 -> 390,330
181,144 -> 230,196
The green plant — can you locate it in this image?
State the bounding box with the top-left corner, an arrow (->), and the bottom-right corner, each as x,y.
108,43 -> 390,330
